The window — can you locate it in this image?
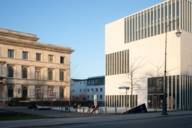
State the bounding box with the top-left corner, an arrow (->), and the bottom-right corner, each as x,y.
100,88 -> 103,92
8,85 -> 13,97
7,65 -> 14,77
22,51 -> 28,60
48,55 -> 53,63
36,53 -> 41,61
59,69 -> 65,81
60,56 -> 65,64
22,66 -> 28,79
8,49 -> 14,58
106,50 -> 129,76
35,67 -> 41,80
96,88 -> 98,92
48,68 -> 53,80
60,86 -> 64,98
100,95 -> 103,100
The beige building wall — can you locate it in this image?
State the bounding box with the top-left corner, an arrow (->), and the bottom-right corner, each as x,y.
0,28 -> 73,102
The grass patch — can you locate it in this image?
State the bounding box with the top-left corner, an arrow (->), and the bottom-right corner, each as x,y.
0,112 -> 47,121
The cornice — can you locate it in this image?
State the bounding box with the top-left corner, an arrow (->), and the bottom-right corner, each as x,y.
0,37 -> 73,54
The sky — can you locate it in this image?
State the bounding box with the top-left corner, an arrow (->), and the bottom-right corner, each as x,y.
0,0 -> 161,79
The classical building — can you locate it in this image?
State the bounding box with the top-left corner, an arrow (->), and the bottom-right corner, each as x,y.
71,76 -> 105,105
105,0 -> 192,111
0,28 -> 73,105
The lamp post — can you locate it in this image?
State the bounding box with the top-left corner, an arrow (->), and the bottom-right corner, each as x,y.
162,20 -> 181,115
119,86 -> 130,111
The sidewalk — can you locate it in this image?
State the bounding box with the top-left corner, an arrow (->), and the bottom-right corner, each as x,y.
0,107 -> 95,118
0,110 -> 192,128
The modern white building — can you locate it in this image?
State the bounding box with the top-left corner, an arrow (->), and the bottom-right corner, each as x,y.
71,76 -> 105,105
105,0 -> 192,111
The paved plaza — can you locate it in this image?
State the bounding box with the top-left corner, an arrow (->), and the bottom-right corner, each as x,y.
0,108 -> 192,128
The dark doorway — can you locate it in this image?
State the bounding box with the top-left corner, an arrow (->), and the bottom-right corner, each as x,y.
22,86 -> 28,99
148,77 -> 163,109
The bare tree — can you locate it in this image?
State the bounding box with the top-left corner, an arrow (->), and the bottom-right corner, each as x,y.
122,56 -> 145,108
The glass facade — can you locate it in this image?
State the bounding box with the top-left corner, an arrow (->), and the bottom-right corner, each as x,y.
148,75 -> 192,110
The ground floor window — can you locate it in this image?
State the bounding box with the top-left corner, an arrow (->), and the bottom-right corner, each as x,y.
35,86 -> 43,100
7,84 -> 13,97
59,86 -> 64,99
22,85 -> 28,99
148,75 -> 192,110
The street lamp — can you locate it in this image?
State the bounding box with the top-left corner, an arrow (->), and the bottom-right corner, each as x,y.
119,86 -> 130,111
162,20 -> 181,115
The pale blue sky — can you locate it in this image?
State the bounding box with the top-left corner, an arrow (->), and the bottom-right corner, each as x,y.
0,0 -> 160,79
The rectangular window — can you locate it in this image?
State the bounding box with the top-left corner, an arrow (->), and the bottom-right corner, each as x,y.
100,95 -> 103,100
7,65 -> 14,78
8,49 -> 14,58
48,55 -> 54,63
8,85 -> 13,97
22,51 -> 28,60
59,86 -> 64,98
48,68 -> 53,80
22,66 -> 28,79
106,50 -> 129,76
60,69 -> 65,81
60,56 -> 65,64
36,53 -> 41,61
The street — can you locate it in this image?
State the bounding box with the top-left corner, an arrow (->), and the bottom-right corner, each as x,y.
27,114 -> 192,128
1,111 -> 192,128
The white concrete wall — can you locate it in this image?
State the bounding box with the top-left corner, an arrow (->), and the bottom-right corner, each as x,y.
180,31 -> 192,75
105,18 -> 181,106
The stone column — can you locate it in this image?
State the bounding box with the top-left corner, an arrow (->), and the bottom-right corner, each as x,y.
64,86 -> 70,101
28,85 -> 35,99
14,84 -> 22,98
54,69 -> 59,81
14,65 -> 21,79
28,66 -> 35,80
54,86 -> 60,99
43,86 -> 48,100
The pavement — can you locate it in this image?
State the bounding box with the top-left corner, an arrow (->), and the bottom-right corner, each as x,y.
0,110 -> 192,128
0,107 -> 95,118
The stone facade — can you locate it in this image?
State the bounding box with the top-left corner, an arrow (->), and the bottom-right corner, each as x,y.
0,28 -> 73,103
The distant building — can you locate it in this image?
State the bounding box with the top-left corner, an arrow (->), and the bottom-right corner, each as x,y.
0,28 -> 73,105
71,76 -> 105,104
105,0 -> 192,111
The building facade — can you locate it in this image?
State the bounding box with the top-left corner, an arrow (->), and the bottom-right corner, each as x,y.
0,28 -> 73,105
105,0 -> 192,110
71,76 -> 105,104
